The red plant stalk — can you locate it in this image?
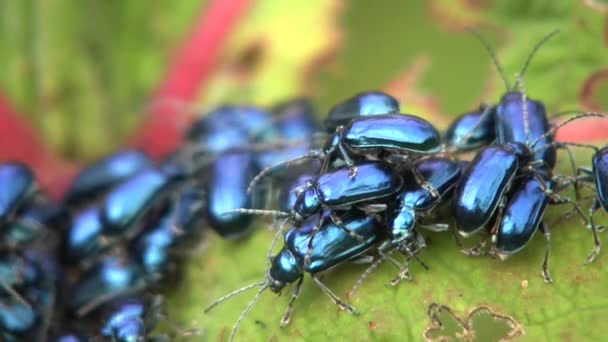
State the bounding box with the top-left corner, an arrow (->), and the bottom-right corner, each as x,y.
0,93 -> 78,198
130,0 -> 255,159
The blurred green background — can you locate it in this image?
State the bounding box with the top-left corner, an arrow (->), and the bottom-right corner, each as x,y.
1,0 -> 608,340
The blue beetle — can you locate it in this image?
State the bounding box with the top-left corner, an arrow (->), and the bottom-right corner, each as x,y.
133,182 -> 206,280
572,144 -> 608,263
492,173 -> 553,280
255,98 -> 318,171
385,157 -> 462,252
0,252 -> 56,342
0,162 -> 36,225
100,296 -> 163,342
232,161 -> 401,249
101,168 -> 174,240
205,211 -> 381,341
278,167 -> 321,212
64,150 -> 152,205
323,91 -> 400,133
206,149 -> 258,239
349,158 -> 463,296
67,253 -> 148,317
453,143 -> 523,236
62,205 -> 105,265
248,113 -> 442,195
185,105 -> 275,158
444,105 -> 495,152
49,332 -> 89,342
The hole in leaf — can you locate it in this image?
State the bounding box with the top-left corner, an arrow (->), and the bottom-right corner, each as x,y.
424,304 -> 524,342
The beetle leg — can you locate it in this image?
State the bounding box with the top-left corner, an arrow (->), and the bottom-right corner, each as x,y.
329,210 -> 365,242
461,239 -> 488,257
0,280 -> 31,309
545,186 -> 600,265
280,276 -> 304,327
418,222 -> 450,232
554,143 -> 581,200
540,223 -> 553,284
312,275 -> 359,314
387,260 -> 412,286
304,213 -> 324,267
410,164 -> 441,199
349,252 -> 392,299
585,200 -> 603,264
336,142 -> 357,178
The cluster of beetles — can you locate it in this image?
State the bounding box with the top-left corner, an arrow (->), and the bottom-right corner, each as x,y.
0,30 -> 607,341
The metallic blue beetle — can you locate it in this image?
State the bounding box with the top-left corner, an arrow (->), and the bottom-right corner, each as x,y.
387,158 -> 462,249
100,297 -> 161,342
101,168 -> 173,239
248,113 -> 442,194
255,98 -> 318,171
444,105 -> 495,152
205,211 -> 381,341
233,161 -> 401,247
0,252 -> 55,342
493,173 -> 553,281
68,253 -> 147,317
453,143 -> 523,236
62,205 -> 104,264
323,91 -> 400,132
64,150 -> 152,205
133,183 -> 206,280
206,149 -> 258,239
0,162 -> 36,225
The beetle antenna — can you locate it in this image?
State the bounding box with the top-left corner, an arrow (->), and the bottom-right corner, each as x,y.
0,280 -> 31,309
530,112 -> 606,150
518,29 -> 560,83
349,250 -> 395,299
247,152 -> 323,194
222,208 -> 290,218
466,27 -> 511,91
267,218 -> 290,274
204,281 -> 266,313
229,284 -> 269,342
515,74 -> 532,146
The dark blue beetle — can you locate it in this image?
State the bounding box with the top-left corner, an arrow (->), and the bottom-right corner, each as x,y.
49,332 -> 89,342
0,252 -> 56,342
588,146 -> 608,234
68,253 -> 147,317
323,91 -> 400,133
233,161 -> 401,249
64,150 -> 152,205
453,143 -> 522,236
101,168 -> 174,240
493,172 -> 553,281
386,158 -> 462,249
0,162 -> 36,225
206,149 -> 258,239
349,158 -> 463,296
248,113 -> 442,194
185,105 -> 275,157
444,105 -> 495,152
454,30 -> 601,244
133,183 -> 206,280
573,144 -> 608,263
63,205 -> 104,264
278,165 -> 321,212
255,98 -> 318,171
205,211 -> 381,341
100,296 -> 160,342
495,91 -> 556,167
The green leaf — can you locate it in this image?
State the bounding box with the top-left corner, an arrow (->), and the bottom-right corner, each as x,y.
165,2 -> 608,341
